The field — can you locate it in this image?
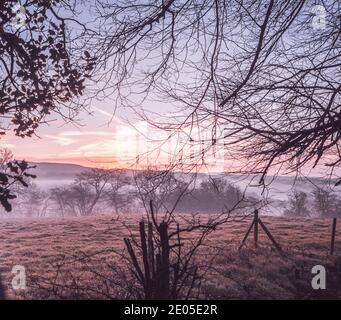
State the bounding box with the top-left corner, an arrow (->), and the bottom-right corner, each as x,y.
0,214 -> 340,300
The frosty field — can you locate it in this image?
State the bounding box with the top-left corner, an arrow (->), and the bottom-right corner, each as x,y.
0,214 -> 340,300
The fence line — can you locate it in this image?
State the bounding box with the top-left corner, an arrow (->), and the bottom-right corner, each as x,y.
239,210 -> 338,256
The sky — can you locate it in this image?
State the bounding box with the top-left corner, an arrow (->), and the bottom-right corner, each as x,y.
2,0 -> 339,179
2,99 -> 230,173
1,1 -> 179,168
2,104 -> 148,167
1,93 -> 337,177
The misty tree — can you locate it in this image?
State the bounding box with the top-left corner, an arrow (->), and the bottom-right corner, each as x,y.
312,187 -> 340,217
2,181 -> 50,217
88,0 -> 341,183
0,0 -> 95,212
73,168 -> 114,216
104,169 -> 132,214
169,177 -> 258,214
50,183 -> 95,217
49,169 -> 133,216
285,190 -> 310,217
19,184 -> 49,217
50,185 -> 77,217
67,183 -> 96,216
133,167 -> 191,215
193,178 -> 251,213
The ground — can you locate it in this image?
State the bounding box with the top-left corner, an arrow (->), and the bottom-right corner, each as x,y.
0,214 -> 340,299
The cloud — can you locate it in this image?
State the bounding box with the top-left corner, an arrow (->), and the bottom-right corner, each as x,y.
91,106 -> 125,125
6,119 -> 170,168
59,131 -> 115,137
91,106 -> 114,119
45,134 -> 78,146
45,131 -> 117,146
0,143 -> 15,149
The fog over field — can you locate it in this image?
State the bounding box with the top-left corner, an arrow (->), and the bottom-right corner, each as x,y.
31,163 -> 86,189
28,162 -> 339,216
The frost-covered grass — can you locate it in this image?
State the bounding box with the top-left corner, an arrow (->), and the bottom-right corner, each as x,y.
0,215 -> 340,299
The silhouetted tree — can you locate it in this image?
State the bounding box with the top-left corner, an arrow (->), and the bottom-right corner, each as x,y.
50,185 -> 78,217
312,187 -> 340,217
0,148 -> 35,212
0,0 -> 95,212
104,169 -> 132,214
133,168 -> 191,215
50,168 -> 127,216
90,0 -> 341,183
0,0 -> 95,137
285,190 -> 310,217
195,178 -> 244,213
73,168 -> 113,216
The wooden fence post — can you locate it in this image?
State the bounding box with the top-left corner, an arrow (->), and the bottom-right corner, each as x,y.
238,219 -> 255,250
258,219 -> 282,253
330,218 -> 337,255
0,277 -> 5,300
254,209 -> 258,248
158,222 -> 170,299
239,209 -> 282,254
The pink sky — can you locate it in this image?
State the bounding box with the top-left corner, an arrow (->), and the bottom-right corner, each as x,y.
3,105 -> 231,174
2,103 -> 337,178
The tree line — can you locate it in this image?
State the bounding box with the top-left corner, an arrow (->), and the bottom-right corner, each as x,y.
0,151 -> 255,217
285,188 -> 341,218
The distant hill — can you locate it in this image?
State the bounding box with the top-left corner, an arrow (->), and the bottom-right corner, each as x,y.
31,162 -> 89,179
29,162 -> 90,188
